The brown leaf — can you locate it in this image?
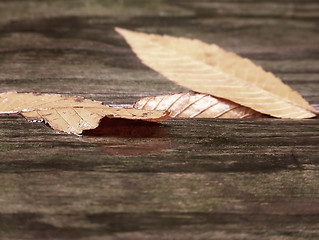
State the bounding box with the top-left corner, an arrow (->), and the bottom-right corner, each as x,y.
134,92 -> 264,118
0,92 -> 169,134
116,27 -> 317,119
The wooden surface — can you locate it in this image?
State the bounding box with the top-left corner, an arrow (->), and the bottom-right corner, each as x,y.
0,0 -> 319,239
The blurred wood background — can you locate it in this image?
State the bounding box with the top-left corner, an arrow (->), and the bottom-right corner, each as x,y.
0,0 -> 318,239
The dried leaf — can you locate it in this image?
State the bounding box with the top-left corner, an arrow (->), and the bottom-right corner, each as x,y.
0,92 -> 169,134
116,27 -> 317,119
134,92 -> 264,118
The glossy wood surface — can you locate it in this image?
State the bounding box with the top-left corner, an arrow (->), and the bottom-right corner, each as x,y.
0,1 -> 318,239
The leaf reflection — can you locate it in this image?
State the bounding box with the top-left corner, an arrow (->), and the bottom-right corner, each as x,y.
82,118 -> 170,156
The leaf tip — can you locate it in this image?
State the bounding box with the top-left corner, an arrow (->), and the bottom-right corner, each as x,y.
311,108 -> 319,115
115,27 -> 128,35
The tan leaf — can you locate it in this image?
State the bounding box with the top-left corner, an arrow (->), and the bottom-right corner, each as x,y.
0,92 -> 169,134
116,27 -> 317,119
134,92 -> 264,118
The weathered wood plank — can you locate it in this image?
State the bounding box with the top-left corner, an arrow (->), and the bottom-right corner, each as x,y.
0,0 -> 318,239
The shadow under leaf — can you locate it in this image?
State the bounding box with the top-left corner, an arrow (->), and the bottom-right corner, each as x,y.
82,118 -> 171,156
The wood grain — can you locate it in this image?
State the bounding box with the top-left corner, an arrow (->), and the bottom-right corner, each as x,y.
0,0 -> 318,239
